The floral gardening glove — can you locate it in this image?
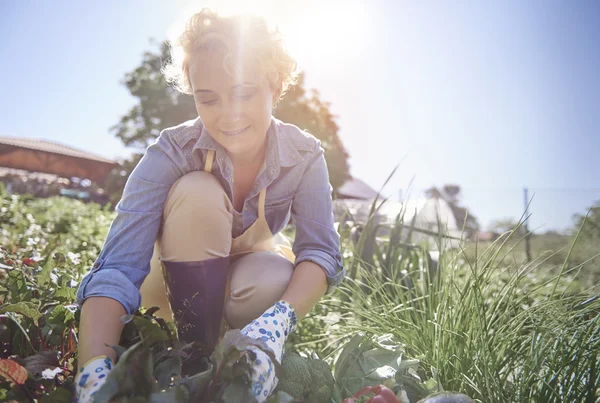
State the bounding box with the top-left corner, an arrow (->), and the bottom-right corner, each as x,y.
74,356 -> 113,402
241,300 -> 297,402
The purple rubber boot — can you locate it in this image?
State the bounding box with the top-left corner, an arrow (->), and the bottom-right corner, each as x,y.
161,257 -> 230,349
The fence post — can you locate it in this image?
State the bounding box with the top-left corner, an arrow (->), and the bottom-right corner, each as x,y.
524,187 -> 532,262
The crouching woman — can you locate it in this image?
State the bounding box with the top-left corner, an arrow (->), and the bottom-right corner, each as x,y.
73,8 -> 345,403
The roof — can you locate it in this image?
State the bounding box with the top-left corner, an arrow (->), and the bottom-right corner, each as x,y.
0,136 -> 118,181
336,177 -> 380,200
0,136 -> 116,164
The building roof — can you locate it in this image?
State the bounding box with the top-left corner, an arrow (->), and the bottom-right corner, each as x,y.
0,136 -> 118,181
0,136 -> 116,164
336,177 -> 380,200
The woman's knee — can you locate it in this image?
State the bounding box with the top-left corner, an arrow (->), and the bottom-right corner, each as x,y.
164,171 -> 231,220
224,252 -> 294,329
159,171 -> 233,261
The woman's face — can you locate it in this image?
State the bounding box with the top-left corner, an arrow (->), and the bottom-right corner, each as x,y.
188,51 -> 276,161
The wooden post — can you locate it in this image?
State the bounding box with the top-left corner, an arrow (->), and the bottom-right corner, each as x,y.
524,188 -> 532,262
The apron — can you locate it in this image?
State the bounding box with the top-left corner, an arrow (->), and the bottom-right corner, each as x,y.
204,150 -> 295,335
204,149 -> 294,260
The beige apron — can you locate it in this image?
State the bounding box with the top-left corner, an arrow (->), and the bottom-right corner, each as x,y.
204,149 -> 293,259
204,149 -> 294,335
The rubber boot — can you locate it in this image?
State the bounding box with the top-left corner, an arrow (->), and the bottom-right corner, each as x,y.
161,256 -> 230,349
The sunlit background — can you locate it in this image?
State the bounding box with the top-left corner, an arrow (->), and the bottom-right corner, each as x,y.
1,0 -> 599,231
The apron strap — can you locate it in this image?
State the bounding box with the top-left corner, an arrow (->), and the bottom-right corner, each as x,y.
258,188 -> 266,219
205,149 -> 266,221
204,150 -> 215,173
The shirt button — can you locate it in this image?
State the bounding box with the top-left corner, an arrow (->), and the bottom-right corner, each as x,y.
269,167 -> 277,176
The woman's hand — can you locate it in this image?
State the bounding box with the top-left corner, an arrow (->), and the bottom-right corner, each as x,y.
74,356 -> 113,402
241,300 -> 297,402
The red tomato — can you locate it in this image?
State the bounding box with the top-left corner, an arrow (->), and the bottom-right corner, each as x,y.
349,385 -> 399,403
376,386 -> 399,403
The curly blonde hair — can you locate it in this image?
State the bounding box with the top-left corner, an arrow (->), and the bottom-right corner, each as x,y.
163,8 -> 298,102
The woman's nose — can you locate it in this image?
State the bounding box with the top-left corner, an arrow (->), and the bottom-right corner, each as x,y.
219,101 -> 243,124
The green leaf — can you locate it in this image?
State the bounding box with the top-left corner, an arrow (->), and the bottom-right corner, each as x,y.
92,341 -> 156,403
221,381 -> 258,403
39,386 -> 73,403
397,374 -> 429,402
334,335 -> 403,398
54,286 -> 76,300
360,348 -> 403,373
211,329 -> 277,367
265,391 -> 297,403
334,334 -> 364,382
132,316 -> 169,346
36,249 -> 57,287
175,359 -> 213,398
0,301 -> 43,322
6,270 -> 28,300
47,305 -> 75,325
395,358 -> 420,375
148,385 -> 190,403
143,306 -> 161,317
211,329 -> 245,368
212,330 -> 283,378
108,344 -> 128,361
154,355 -> 182,389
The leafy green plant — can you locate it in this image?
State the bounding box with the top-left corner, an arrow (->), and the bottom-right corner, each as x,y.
323,195 -> 600,403
2,185 -> 599,402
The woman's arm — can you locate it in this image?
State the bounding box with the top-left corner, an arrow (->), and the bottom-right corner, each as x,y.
289,141 -> 346,307
77,297 -> 125,367
280,261 -> 327,319
76,126 -> 195,367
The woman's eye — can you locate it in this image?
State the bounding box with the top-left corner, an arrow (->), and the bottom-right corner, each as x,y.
201,99 -> 218,105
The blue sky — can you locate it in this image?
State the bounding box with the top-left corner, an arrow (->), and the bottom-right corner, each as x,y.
1,0 -> 599,231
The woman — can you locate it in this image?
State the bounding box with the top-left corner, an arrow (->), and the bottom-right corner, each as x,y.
74,8 -> 345,402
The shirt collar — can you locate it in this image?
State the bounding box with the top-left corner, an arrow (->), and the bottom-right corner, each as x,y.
191,117 -> 307,170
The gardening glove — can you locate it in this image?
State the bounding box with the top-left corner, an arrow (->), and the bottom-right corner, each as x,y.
74,355 -> 113,402
241,300 -> 297,402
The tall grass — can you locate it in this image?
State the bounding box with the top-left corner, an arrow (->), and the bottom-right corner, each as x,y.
320,197 -> 599,402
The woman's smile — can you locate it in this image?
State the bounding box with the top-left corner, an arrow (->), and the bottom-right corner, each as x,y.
221,126 -> 251,137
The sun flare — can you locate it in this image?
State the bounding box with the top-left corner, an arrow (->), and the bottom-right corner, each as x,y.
175,0 -> 369,64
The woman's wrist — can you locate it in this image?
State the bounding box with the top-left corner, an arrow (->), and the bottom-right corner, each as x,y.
78,296 -> 125,367
280,261 -> 327,319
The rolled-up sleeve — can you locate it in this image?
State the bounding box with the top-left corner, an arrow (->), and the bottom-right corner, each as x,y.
76,131 -> 190,314
291,143 -> 346,293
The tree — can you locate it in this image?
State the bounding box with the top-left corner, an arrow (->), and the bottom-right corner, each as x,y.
101,154 -> 143,206
568,200 -> 600,288
105,41 -> 350,197
425,184 -> 480,238
572,199 -> 600,240
273,74 -> 350,190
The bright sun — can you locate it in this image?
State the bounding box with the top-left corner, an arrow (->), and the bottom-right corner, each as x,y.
175,0 -> 368,65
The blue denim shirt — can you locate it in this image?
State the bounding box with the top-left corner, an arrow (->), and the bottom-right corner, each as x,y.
76,117 -> 346,315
